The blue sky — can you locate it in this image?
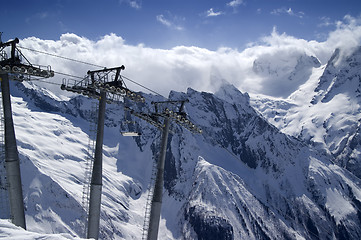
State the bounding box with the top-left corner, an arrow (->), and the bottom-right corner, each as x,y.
1,0 -> 361,50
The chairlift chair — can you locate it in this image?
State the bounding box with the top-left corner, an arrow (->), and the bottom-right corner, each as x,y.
121,131 -> 141,137
120,108 -> 141,137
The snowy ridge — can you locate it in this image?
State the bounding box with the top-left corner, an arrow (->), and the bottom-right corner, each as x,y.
252,46 -> 361,179
180,84 -> 361,239
1,64 -> 361,239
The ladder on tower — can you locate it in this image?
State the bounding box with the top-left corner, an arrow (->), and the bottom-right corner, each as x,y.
0,92 -> 10,220
141,154 -> 159,240
81,100 -> 98,237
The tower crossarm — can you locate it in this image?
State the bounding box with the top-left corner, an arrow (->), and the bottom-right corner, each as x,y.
152,100 -> 202,134
61,66 -> 145,103
0,38 -> 54,81
126,100 -> 202,134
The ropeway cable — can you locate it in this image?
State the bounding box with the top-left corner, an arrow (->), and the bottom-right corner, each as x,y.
17,46 -> 105,69
121,75 -> 166,99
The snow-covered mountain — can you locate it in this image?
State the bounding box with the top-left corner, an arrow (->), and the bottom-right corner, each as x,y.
2,68 -> 361,240
252,52 -> 321,98
252,46 -> 361,180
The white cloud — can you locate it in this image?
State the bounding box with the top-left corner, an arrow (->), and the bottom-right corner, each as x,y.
326,15 -> 361,61
119,0 -> 141,9
227,0 -> 244,8
17,15 -> 361,99
156,15 -> 172,27
206,8 -> 224,17
129,1 -> 141,9
271,7 -> 304,18
156,14 -> 184,30
318,16 -> 333,27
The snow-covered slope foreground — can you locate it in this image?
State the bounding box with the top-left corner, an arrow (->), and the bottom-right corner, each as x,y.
0,219 -> 84,240
2,78 -> 361,239
252,46 -> 361,180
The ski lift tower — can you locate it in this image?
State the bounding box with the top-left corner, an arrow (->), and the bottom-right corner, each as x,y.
0,37 -> 54,229
61,66 -> 144,240
128,100 -> 202,240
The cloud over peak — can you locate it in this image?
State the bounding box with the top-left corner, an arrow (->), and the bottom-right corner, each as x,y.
18,15 -> 361,99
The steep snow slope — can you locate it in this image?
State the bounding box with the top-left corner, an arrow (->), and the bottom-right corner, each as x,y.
177,85 -> 361,239
5,81 -> 153,239
252,46 -> 361,179
2,80 -> 361,239
0,219 -> 84,240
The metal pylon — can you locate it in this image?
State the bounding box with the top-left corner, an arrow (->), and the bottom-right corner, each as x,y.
87,91 -> 106,240
81,100 -> 98,237
0,91 -> 10,220
130,100 -> 201,240
61,66 -> 144,240
141,152 -> 159,240
0,37 -> 54,229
